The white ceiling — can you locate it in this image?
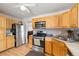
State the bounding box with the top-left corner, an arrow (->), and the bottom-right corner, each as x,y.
0,3 -> 75,19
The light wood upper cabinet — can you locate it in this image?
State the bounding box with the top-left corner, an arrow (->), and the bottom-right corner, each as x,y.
47,15 -> 59,28
61,12 -> 70,28
32,18 -> 38,28
32,4 -> 79,29
0,16 -> 6,29
6,18 -> 12,29
59,4 -> 78,28
6,18 -> 20,29
57,14 -> 62,28
32,15 -> 59,29
77,4 -> 79,27
69,4 -> 78,28
45,16 -> 53,28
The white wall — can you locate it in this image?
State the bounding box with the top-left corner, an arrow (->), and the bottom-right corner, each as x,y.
0,13 -> 21,20
22,18 -> 33,43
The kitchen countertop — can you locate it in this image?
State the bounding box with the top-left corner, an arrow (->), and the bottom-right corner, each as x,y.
6,35 -> 14,37
53,38 -> 79,56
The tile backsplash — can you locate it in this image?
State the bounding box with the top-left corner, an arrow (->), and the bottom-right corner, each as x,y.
33,28 -> 79,41
33,29 -> 67,36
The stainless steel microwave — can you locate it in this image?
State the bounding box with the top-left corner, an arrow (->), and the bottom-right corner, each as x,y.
35,21 -> 46,28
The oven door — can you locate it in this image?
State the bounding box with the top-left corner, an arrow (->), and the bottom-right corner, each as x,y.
33,38 -> 40,46
33,38 -> 44,47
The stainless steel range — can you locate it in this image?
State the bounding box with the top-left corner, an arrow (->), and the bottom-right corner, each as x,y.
32,36 -> 45,53
32,31 -> 46,53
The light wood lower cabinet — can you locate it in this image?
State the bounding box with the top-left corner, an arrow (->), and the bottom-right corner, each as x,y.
52,39 -> 68,56
6,36 -> 15,49
0,40 -> 6,52
45,38 -> 52,55
0,28 -> 6,52
45,37 -> 68,56
28,35 -> 32,48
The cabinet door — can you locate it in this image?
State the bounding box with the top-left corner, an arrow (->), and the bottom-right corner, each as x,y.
45,37 -> 52,55
9,19 -> 13,29
77,4 -> 79,27
6,36 -> 15,49
28,35 -> 32,48
52,39 -> 67,56
0,16 -> 6,28
61,12 -> 70,28
6,18 -> 9,29
45,17 -> 52,28
0,40 -> 6,52
6,18 -> 12,29
51,15 -> 59,28
46,15 -> 59,28
32,18 -> 37,29
69,4 -> 78,28
0,29 -> 6,38
58,14 -> 63,28
0,28 -> 6,52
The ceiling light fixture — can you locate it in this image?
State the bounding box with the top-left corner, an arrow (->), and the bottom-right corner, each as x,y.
20,6 -> 26,11
25,7 -> 31,13
20,6 -> 31,13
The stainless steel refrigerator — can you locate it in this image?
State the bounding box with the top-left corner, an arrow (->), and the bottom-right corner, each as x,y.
15,24 -> 26,47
